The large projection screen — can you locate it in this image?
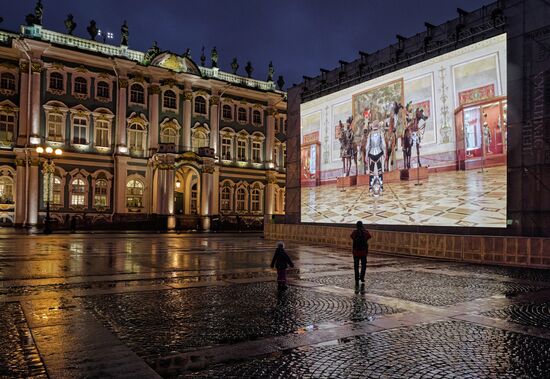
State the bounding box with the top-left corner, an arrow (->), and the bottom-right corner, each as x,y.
300,34 -> 507,228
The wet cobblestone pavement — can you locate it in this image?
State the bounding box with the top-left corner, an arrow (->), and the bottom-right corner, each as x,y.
184,320 -> 550,379
0,232 -> 549,378
0,302 -> 47,378
305,270 -> 546,306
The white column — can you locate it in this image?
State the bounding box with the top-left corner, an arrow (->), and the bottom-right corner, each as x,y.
117,79 -> 128,148
29,63 -> 42,145
211,166 -> 219,216
209,95 -> 219,154
17,63 -> 29,145
200,159 -> 215,230
27,157 -> 39,225
183,86 -> 192,149
264,170 -> 276,220
14,155 -> 27,225
149,84 -> 160,153
265,108 -> 276,164
114,155 -> 129,214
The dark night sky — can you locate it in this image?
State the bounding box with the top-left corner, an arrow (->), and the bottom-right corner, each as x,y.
1,0 -> 493,88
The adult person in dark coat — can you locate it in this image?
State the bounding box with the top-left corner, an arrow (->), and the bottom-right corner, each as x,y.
350,221 -> 372,286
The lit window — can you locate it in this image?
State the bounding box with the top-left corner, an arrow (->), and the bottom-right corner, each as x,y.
43,176 -> 62,205
95,119 -> 110,148
126,179 -> 144,208
238,107 -> 247,122
252,141 -> 261,163
251,189 -> 261,212
96,81 -> 110,98
130,83 -> 145,104
237,139 -> 247,161
221,187 -> 231,211
236,188 -> 246,212
72,116 -> 88,145
0,176 -> 13,203
74,77 -> 87,95
49,72 -> 64,91
163,90 -> 177,109
192,130 -> 208,149
47,113 -> 64,142
71,178 -> 86,206
0,73 -> 15,91
221,136 -> 232,160
161,127 -> 177,144
0,113 -> 15,143
252,110 -> 261,125
128,123 -> 146,155
194,96 -> 206,114
222,105 -> 232,119
94,179 -> 108,207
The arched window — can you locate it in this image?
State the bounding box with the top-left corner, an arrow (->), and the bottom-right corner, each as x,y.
94,179 -> 108,207
0,113 -> 15,144
0,73 -> 15,91
237,139 -> 247,161
96,81 -> 110,98
251,189 -> 261,212
161,127 -> 177,144
128,123 -> 146,154
43,175 -> 62,205
221,187 -> 231,211
236,187 -> 246,212
238,107 -> 247,122
130,83 -> 145,104
49,72 -> 64,91
70,178 -> 86,206
222,105 -> 232,119
194,96 -> 206,114
72,116 -> 88,145
73,77 -> 87,95
163,90 -> 177,109
192,130 -> 209,149
252,141 -> 262,163
47,113 -> 64,142
95,119 -> 110,148
221,136 -> 233,160
252,110 -> 261,125
0,176 -> 14,203
126,179 -> 144,208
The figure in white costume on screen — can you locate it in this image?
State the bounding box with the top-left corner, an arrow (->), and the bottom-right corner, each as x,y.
365,119 -> 386,195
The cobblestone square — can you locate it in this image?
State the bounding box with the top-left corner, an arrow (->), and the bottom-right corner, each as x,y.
0,233 -> 549,378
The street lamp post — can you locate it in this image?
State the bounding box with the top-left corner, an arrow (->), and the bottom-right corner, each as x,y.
36,146 -> 63,234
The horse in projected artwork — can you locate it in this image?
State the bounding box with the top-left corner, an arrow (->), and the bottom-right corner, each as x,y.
403,105 -> 428,169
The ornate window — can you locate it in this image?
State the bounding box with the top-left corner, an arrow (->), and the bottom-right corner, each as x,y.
130,83 -> 145,104
0,113 -> 15,145
72,116 -> 88,145
237,139 -> 247,161
43,175 -> 62,206
94,179 -> 108,207
0,73 -> 15,91
222,104 -> 232,120
163,90 -> 177,109
221,136 -> 232,160
252,110 -> 262,125
236,187 -> 247,212
161,127 -> 177,144
126,179 -> 144,208
128,123 -> 146,155
221,186 -> 232,211
0,176 -> 14,204
70,178 -> 86,206
192,125 -> 209,149
96,81 -> 110,99
47,113 -> 64,142
194,96 -> 206,114
95,119 -> 110,148
251,189 -> 261,212
49,72 -> 64,91
73,77 -> 88,95
252,141 -> 262,163
238,107 -> 247,122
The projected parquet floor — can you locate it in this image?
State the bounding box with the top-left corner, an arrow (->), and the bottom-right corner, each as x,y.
301,165 -> 506,227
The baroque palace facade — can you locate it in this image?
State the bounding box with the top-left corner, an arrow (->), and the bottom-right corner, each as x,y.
0,22 -> 287,230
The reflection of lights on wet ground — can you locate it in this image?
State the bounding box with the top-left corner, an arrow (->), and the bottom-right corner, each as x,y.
69,241 -> 84,255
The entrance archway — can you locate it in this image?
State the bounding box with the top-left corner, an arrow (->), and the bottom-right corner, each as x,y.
174,165 -> 201,216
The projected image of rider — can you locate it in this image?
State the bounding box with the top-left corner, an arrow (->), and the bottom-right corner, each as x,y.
365,120 -> 386,193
